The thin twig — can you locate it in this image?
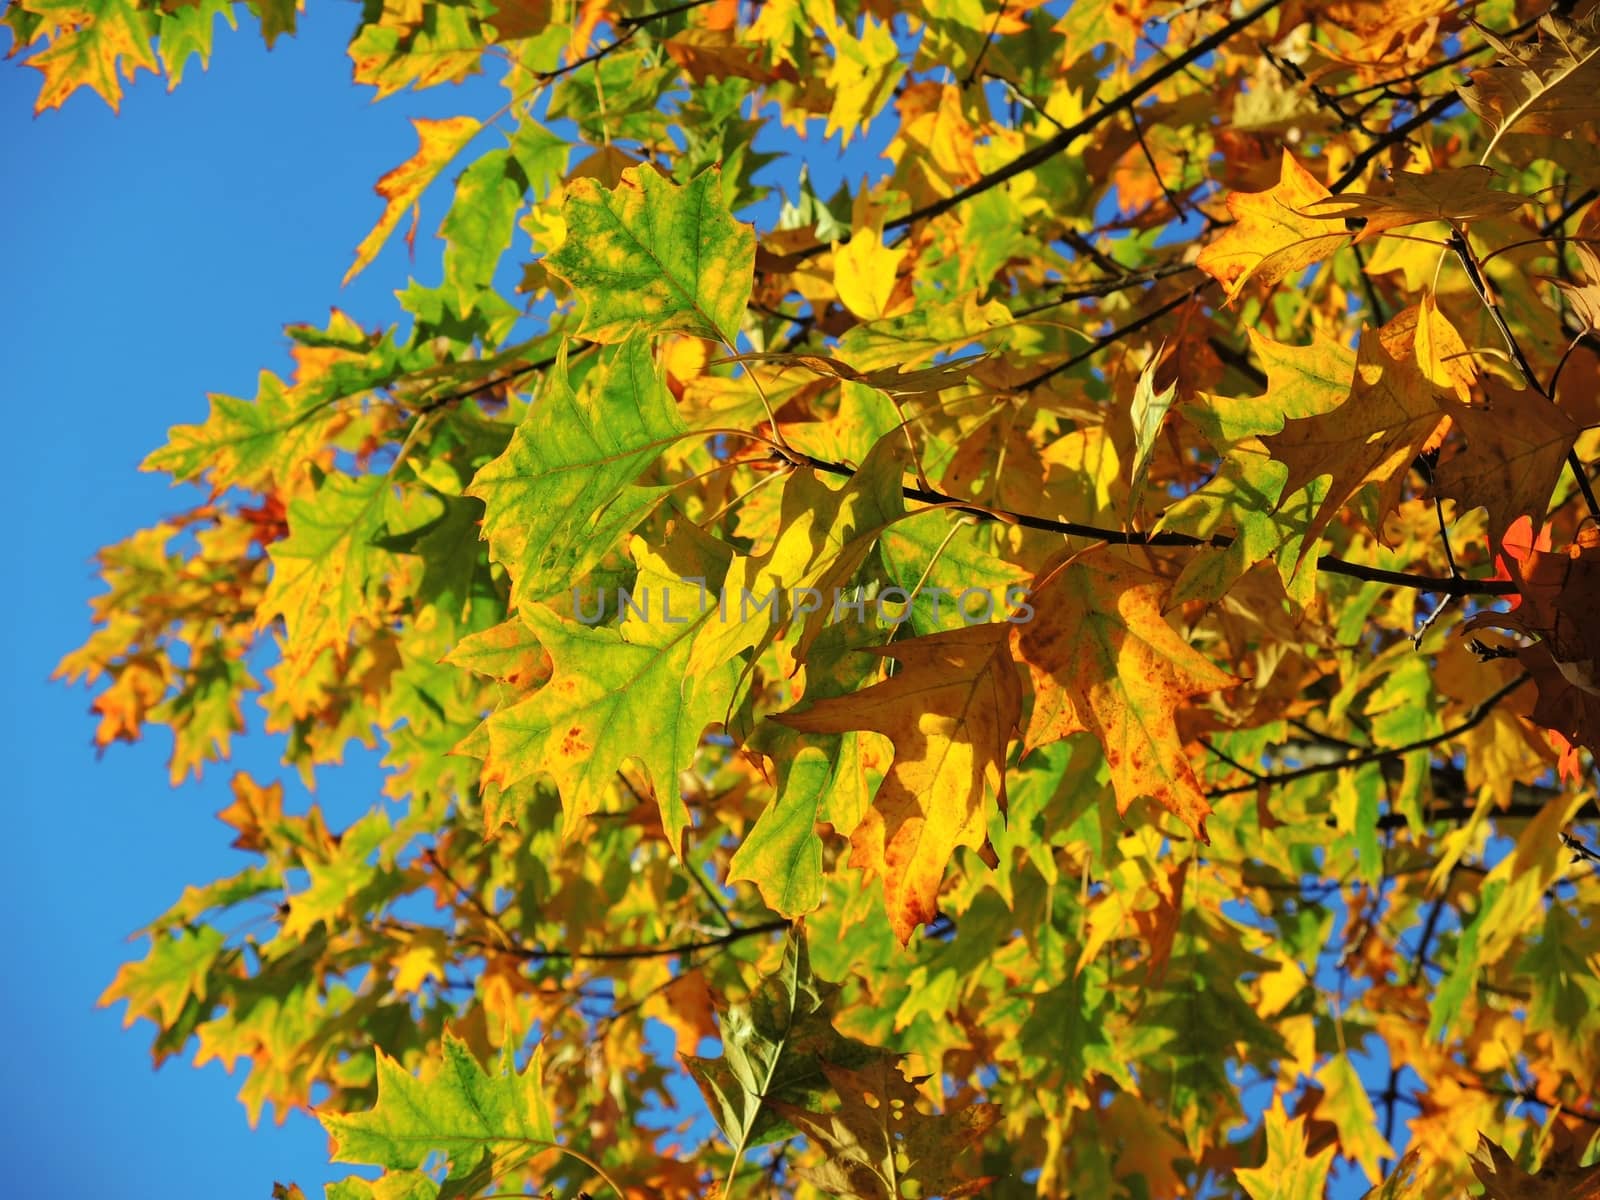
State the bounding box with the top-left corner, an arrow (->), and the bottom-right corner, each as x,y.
1210,673 -> 1531,798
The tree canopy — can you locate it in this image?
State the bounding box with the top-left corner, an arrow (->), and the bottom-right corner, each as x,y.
13,0 -> 1600,1195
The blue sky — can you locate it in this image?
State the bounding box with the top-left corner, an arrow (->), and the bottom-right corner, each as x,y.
1,10 -> 505,1195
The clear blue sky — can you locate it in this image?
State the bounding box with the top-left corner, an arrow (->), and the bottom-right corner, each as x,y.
1,10 -> 505,1195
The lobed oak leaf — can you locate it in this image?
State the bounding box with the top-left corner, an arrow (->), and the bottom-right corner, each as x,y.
478,599 -> 738,858
466,333 -> 686,610
1301,165 -> 1525,242
1465,525 -> 1600,744
774,622 -> 1023,943
1471,1132 -> 1600,1200
1235,1099 -> 1335,1200
1196,149 -> 1350,303
21,0 -> 159,114
257,471 -> 395,666
1160,328 -> 1351,604
1013,549 -> 1235,841
684,929 -> 890,1166
99,924 -> 226,1030
1433,382 -> 1579,550
768,1058 -> 1000,1200
1313,1053 -> 1394,1184
345,116 -> 481,286
1262,309 -> 1450,554
321,1034 -> 557,1183
1556,241 -> 1600,333
1461,10 -> 1600,149
543,164 -> 755,344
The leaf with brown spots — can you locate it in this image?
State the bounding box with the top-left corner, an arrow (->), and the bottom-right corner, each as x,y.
1013,549 -> 1235,841
477,599 -> 738,856
774,622 -> 1023,943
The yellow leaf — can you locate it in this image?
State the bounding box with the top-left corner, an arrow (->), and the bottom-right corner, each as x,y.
392,928 -> 448,995
1013,549 -> 1235,840
346,116 -> 481,286
1197,149 -> 1350,303
1235,1099 -> 1335,1200
1263,310 -> 1448,554
775,622 -> 1023,943
833,227 -> 910,321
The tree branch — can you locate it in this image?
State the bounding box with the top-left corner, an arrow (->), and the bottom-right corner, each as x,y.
1209,673 -> 1531,798
777,444 -> 1519,596
789,0 -> 1286,261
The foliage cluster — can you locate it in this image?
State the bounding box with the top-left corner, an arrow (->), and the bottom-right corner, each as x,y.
11,0 -> 1600,1195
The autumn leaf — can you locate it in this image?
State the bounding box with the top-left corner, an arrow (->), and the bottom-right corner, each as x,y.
1433,382 -> 1579,548
543,164 -> 755,343
834,227 -> 910,321
1262,308 -> 1450,553
467,332 -> 686,609
769,1058 -> 1000,1199
1128,350 -> 1177,513
322,1035 -> 557,1182
1235,1100 -> 1335,1200
258,471 -> 394,665
477,598 -> 738,856
1197,149 -> 1351,302
1461,10 -> 1600,153
1159,329 -> 1350,604
345,116 -> 481,286
775,622 -> 1023,943
1013,549 -> 1235,840
20,0 -> 158,114
100,925 -> 226,1030
684,929 -> 889,1175
1301,165 -> 1525,241
1471,1132 -> 1600,1200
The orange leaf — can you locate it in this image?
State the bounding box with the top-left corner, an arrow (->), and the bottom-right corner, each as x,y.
1197,149 -> 1350,303
1012,549 -> 1235,841
345,116 -> 481,286
775,623 -> 1023,943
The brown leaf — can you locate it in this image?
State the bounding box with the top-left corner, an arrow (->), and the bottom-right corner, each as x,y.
769,1058 -> 1000,1200
1433,382 -> 1580,548
1471,1132 -> 1600,1200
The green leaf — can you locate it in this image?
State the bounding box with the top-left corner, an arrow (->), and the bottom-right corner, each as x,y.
543,164 -> 755,344
1129,351 -> 1177,512
1515,905 -> 1600,1038
466,333 -> 685,609
479,597 -> 738,856
1159,329 -> 1348,605
440,149 -> 527,314
327,1173 -> 439,1200
684,929 -> 888,1174
1428,878 -> 1506,1042
99,924 -> 226,1029
258,472 -> 392,663
322,1034 -> 556,1182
